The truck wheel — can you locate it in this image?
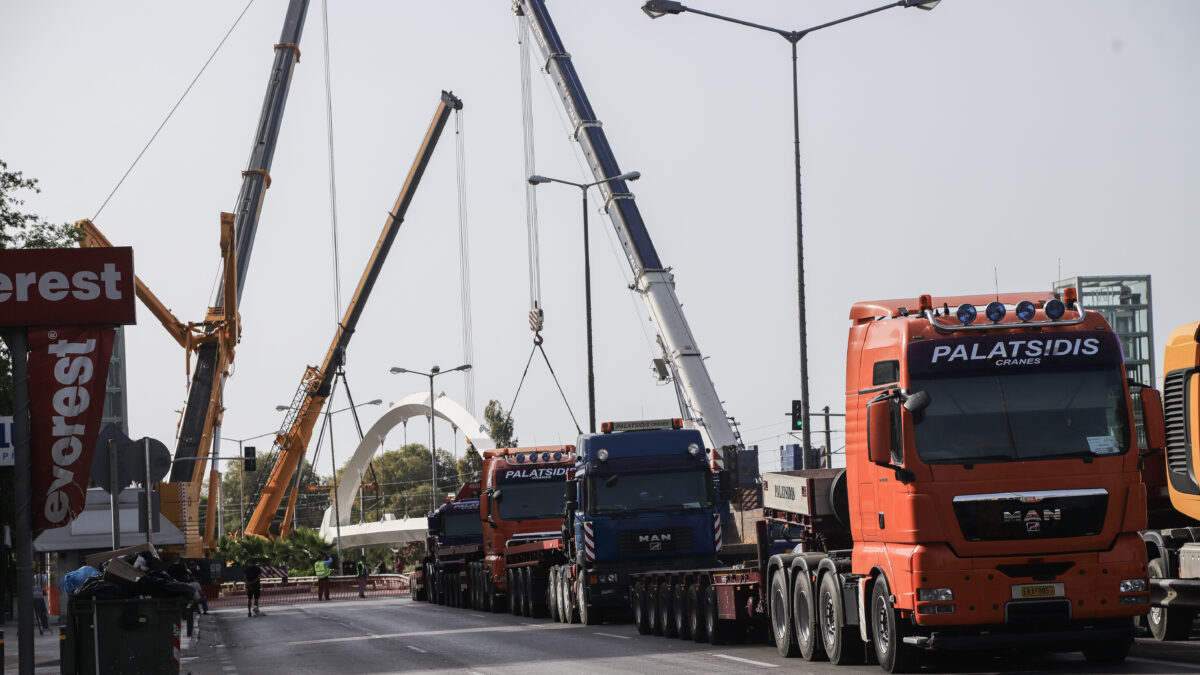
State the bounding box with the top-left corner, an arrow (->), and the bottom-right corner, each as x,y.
705,584 -> 731,645
633,583 -> 652,634
1147,558 -> 1195,641
660,582 -> 678,637
688,584 -> 708,643
549,567 -> 561,622
674,583 -> 691,640
770,569 -> 800,657
1082,618 -> 1133,664
647,582 -> 662,634
562,569 -> 579,624
818,572 -> 864,665
793,570 -> 825,661
871,576 -> 918,673
508,570 -> 520,615
519,568 -> 532,617
579,577 -> 601,625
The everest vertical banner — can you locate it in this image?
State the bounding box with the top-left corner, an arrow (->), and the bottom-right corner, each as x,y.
27,326 -> 116,529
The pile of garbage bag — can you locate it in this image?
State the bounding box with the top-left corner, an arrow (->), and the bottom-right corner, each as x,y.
64,544 -> 196,603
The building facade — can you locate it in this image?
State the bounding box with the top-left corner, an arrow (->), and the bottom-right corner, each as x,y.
1053,275 -> 1154,386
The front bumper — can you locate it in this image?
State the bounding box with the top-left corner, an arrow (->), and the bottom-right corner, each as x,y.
907,620 -> 1134,651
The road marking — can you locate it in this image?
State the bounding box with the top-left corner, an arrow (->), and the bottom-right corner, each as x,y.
407,645 -> 428,654
1128,656 -> 1199,671
713,654 -> 779,668
471,613 -> 486,618
594,632 -> 632,640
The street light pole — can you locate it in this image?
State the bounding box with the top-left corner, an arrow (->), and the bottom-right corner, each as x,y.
528,171 -> 641,434
641,0 -> 937,464
390,364 -> 472,513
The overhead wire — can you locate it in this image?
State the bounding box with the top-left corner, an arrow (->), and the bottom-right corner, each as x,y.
321,0 -> 343,322
455,108 -> 476,415
517,15 -> 544,319
92,0 -> 258,221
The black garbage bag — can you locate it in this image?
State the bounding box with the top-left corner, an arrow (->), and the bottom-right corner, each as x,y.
135,569 -> 195,600
74,576 -> 128,600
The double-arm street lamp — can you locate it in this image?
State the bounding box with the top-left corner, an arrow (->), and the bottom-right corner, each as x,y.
390,364 -> 472,514
527,171 -> 641,434
641,0 -> 938,462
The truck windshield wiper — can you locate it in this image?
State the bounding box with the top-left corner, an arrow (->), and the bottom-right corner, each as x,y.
928,454 -> 1016,466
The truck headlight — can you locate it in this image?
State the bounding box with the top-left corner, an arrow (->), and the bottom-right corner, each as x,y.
917,587 -> 953,602
1119,578 -> 1147,593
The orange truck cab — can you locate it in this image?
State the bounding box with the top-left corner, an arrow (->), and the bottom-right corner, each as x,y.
468,446 -> 575,614
839,290 -> 1156,669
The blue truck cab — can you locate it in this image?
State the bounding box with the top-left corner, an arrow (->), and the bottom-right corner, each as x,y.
569,419 -> 722,616
422,482 -> 482,605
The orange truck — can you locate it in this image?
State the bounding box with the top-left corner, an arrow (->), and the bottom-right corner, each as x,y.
631,290 -> 1156,672
462,446 -> 575,615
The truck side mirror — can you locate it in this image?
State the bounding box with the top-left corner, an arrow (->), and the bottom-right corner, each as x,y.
903,390 -> 931,414
868,398 -> 894,465
566,500 -> 578,513
1138,387 -> 1167,452
491,489 -> 503,502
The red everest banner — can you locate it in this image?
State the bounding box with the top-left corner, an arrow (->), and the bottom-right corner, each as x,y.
27,326 -> 116,530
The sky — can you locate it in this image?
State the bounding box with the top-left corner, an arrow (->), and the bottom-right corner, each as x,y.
2,1 -> 1197,479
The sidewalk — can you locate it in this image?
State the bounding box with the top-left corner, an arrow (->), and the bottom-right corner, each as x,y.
2,610 -> 203,674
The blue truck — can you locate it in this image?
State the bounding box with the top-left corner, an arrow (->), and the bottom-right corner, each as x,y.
546,419 -> 725,625
412,481 -> 482,606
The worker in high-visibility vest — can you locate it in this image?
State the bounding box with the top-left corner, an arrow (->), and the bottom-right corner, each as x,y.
315,556 -> 333,601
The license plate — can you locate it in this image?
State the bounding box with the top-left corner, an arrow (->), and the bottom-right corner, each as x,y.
1012,583 -> 1063,599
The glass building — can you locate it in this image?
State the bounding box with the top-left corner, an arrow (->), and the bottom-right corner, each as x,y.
1053,275 -> 1154,387
101,327 -> 130,435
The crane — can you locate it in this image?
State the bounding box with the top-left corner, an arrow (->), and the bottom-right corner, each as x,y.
245,91 -> 464,538
513,0 -> 739,468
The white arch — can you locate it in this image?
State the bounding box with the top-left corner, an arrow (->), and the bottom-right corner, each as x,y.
319,392 -> 492,544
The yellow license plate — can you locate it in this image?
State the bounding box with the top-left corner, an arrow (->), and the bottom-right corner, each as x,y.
1020,585 -> 1056,598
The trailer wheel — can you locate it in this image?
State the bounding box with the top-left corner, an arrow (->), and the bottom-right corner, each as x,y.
562,569 -> 579,624
1147,557 -> 1195,641
674,583 -> 691,639
1082,618 -> 1133,664
705,584 -> 732,644
818,572 -> 864,665
688,584 -> 708,643
770,569 -> 800,657
871,576 -> 918,673
518,568 -> 532,617
549,567 -> 561,622
792,570 -> 825,661
633,583 -> 652,634
507,570 -> 519,615
579,577 -> 601,625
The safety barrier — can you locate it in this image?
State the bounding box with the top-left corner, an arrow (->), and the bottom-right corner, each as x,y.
208,574 -> 411,608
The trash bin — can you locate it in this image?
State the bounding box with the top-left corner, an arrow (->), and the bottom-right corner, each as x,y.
62,596 -> 186,675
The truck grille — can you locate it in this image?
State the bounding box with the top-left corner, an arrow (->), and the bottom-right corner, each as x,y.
616,528 -> 693,556
952,490 -> 1107,541
1163,368 -> 1193,477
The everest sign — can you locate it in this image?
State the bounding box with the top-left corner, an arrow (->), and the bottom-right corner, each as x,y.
0,247 -> 136,529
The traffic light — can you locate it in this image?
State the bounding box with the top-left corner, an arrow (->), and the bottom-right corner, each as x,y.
245,446 -> 257,472
790,400 -> 803,429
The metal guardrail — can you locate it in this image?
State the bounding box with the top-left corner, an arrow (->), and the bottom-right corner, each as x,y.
209,574 -> 411,608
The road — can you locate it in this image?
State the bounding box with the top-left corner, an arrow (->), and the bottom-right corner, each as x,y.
182,597 -> 1200,675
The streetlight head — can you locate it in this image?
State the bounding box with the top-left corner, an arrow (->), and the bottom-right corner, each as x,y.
366,398 -> 384,406
275,405 -> 291,412
618,171 -> 641,182
453,364 -> 472,373
528,175 -> 551,185
431,365 -> 441,374
902,0 -> 940,10
389,367 -> 408,374
642,0 -> 685,19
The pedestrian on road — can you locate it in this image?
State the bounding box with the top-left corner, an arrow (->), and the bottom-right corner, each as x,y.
356,558 -> 368,598
187,572 -> 209,614
315,555 -> 333,601
374,560 -> 386,575
32,568 -> 49,634
244,560 -> 263,616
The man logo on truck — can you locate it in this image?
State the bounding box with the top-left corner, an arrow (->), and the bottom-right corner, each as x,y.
1004,509 -> 1062,532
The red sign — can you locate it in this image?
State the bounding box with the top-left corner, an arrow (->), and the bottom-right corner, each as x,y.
0,247 -> 136,326
28,326 -> 116,529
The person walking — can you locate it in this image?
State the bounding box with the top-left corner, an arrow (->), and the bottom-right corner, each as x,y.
32,568 -> 49,634
244,561 -> 263,616
315,555 -> 333,601
356,558 -> 368,598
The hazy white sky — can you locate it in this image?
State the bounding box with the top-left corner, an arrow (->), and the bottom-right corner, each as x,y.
2,1 -> 1197,477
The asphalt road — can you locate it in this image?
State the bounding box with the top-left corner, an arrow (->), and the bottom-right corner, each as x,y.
181,597 -> 1200,675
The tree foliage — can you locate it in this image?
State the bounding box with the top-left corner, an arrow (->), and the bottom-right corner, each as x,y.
484,399 -> 517,448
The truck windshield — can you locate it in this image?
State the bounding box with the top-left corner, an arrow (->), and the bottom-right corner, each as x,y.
497,481 -> 566,521
588,470 -> 712,515
440,512 -> 481,538
911,366 -> 1130,464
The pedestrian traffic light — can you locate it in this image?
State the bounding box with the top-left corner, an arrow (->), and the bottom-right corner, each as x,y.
245,446 -> 257,472
791,400 -> 803,429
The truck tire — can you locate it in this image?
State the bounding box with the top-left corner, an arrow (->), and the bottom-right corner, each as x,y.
529,568 -> 547,618
562,569 -> 579,624
1082,618 -> 1133,664
579,577 -> 601,625
520,568 -> 533,617
660,582 -> 678,637
818,572 -> 864,665
674,583 -> 691,640
1147,557 -> 1195,641
688,584 -> 708,643
793,570 -> 825,661
508,570 -> 520,615
633,583 -> 652,634
705,584 -> 731,645
549,567 -> 561,622
871,576 -> 918,673
771,569 -> 800,657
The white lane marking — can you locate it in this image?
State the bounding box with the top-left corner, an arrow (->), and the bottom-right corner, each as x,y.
407,645 -> 428,653
287,622 -> 571,646
713,653 -> 779,668
471,614 -> 486,618
594,632 -> 632,640
1127,656 -> 1199,671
